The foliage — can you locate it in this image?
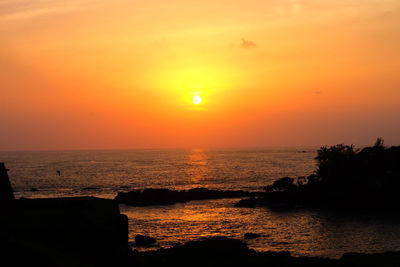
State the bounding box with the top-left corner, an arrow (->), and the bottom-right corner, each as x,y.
267,138 -> 400,198
264,177 -> 294,192
314,144 -> 358,188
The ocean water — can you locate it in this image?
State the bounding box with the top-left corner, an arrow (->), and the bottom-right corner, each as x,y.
2,148 -> 400,258
2,148 -> 315,198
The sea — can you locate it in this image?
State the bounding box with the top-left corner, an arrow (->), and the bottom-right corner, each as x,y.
2,148 -> 400,258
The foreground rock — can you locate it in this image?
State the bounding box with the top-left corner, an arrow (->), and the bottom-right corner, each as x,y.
0,163 -> 132,266
115,187 -> 263,206
236,139 -> 400,209
0,162 -> 15,211
244,233 -> 261,239
1,197 -> 132,266
134,236 -> 400,267
135,235 -> 157,246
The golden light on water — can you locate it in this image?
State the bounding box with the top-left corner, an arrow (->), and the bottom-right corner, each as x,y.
186,149 -> 208,184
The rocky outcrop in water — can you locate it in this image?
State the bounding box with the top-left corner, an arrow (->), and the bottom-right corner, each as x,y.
135,235 -> 157,246
115,187 -> 263,206
3,197 -> 133,266
0,163 -> 15,210
134,236 -> 400,267
235,139 -> 400,209
244,233 -> 261,239
0,162 -> 132,267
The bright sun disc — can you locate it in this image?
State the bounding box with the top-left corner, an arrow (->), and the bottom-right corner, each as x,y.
192,95 -> 202,105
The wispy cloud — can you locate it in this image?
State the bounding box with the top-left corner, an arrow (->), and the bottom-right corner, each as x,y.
0,0 -> 95,21
240,38 -> 256,48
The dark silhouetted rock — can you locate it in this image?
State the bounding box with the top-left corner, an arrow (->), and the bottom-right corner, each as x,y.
244,233 -> 261,239
82,187 -> 99,191
260,250 -> 291,258
236,139 -> 400,210
134,237 -> 400,267
2,197 -> 132,266
0,165 -> 132,266
115,187 -> 263,206
175,236 -> 249,256
135,235 -> 157,246
264,177 -> 294,192
341,251 -> 400,265
0,163 -> 15,208
235,197 -> 259,207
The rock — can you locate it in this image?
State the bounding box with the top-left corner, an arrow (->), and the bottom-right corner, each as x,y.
236,141 -> 400,210
115,188 -> 264,206
119,214 -> 129,244
3,197 -> 132,266
134,237 -> 400,267
170,236 -> 249,256
260,250 -> 291,258
82,187 -> 99,191
235,197 -> 260,207
263,177 -> 294,192
135,235 -> 157,246
341,251 -> 400,266
244,233 -> 261,239
0,163 -> 15,209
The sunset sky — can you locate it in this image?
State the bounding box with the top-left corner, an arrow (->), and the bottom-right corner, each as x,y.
1,0 -> 400,150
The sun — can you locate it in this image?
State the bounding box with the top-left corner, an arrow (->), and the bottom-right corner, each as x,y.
192,95 -> 202,105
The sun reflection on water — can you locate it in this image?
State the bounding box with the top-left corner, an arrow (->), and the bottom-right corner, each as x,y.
186,149 -> 209,184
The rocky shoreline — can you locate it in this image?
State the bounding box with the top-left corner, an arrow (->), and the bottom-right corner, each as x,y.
2,156 -> 400,266
0,162 -> 132,266
115,187 -> 263,206
235,140 -> 400,209
1,196 -> 133,266
134,236 -> 400,267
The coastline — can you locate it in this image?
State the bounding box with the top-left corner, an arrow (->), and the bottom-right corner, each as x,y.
2,152 -> 400,266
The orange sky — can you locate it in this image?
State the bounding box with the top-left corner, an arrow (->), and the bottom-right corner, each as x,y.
1,0 -> 400,150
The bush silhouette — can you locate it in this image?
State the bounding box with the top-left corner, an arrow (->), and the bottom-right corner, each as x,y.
253,138 -> 400,208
